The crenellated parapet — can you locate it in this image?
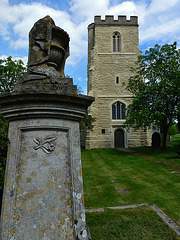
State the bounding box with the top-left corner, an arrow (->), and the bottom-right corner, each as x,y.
94,15 -> 138,26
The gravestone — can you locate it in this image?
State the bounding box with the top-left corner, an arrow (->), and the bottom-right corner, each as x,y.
0,16 -> 93,240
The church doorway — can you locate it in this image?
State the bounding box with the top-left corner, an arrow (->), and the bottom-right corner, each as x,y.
152,132 -> 161,148
114,129 -> 124,148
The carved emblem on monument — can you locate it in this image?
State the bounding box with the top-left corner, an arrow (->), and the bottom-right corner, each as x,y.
33,136 -> 57,154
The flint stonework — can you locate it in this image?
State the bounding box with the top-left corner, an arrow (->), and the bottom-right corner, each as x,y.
0,16 -> 93,240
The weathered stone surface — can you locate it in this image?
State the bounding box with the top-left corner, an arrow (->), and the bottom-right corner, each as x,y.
1,117 -> 89,240
0,16 -> 94,240
14,16 -> 77,95
0,93 -> 94,121
14,75 -> 77,95
28,15 -> 69,78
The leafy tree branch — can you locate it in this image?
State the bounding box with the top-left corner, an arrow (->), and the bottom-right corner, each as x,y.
124,42 -> 180,150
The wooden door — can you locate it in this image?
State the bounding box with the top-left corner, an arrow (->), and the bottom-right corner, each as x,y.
152,132 -> 161,148
114,129 -> 124,148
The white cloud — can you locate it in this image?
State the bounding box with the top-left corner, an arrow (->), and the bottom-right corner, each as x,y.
10,38 -> 27,50
0,0 -> 179,94
148,0 -> 179,14
0,55 -> 10,60
69,0 -> 109,22
107,1 -> 136,18
0,1 -> 85,65
0,55 -> 28,66
140,18 -> 180,43
138,0 -> 180,46
0,0 -> 179,69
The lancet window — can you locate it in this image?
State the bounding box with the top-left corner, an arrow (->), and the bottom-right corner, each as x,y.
113,32 -> 121,52
112,101 -> 125,119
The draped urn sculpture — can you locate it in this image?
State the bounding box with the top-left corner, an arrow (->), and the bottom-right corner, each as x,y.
28,16 -> 69,77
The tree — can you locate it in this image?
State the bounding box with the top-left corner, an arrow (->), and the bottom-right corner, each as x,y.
0,56 -> 26,92
124,42 -> 180,150
77,86 -> 96,134
0,114 -> 9,210
0,56 -> 26,212
80,111 -> 96,132
168,124 -> 179,136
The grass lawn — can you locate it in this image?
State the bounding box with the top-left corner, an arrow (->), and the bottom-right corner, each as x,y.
81,145 -> 180,239
86,206 -> 179,240
171,133 -> 180,142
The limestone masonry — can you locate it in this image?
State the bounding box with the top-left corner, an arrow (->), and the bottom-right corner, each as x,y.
86,15 -> 152,149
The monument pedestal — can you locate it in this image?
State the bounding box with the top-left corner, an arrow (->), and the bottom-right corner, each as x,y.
0,92 -> 93,239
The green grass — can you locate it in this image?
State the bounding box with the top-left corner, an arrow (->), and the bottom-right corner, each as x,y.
171,133 -> 180,142
86,206 -> 179,240
81,146 -> 180,239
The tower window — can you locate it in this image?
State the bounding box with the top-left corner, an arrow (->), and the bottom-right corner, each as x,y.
112,104 -> 116,119
113,32 -> 121,52
116,77 -> 119,84
117,35 -> 120,52
113,36 -> 116,52
112,101 -> 125,120
102,129 -> 105,134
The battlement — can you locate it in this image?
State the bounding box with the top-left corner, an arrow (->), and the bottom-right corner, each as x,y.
94,15 -> 138,26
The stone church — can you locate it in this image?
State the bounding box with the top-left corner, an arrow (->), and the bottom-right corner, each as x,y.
85,15 -> 152,149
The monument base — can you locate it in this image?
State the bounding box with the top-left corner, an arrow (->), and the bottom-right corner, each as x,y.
0,92 -> 93,240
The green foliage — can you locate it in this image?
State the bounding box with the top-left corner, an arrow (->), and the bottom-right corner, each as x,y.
173,141 -> 180,158
168,124 -> 179,136
124,42 -> 180,149
0,158 -> 7,191
170,134 -> 180,158
178,113 -> 180,132
0,56 -> 26,203
171,133 -> 180,142
0,56 -> 26,92
77,87 -> 96,133
80,111 -> 96,132
0,114 -> 9,190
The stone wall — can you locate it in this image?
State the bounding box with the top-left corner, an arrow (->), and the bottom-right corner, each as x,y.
86,15 -> 152,149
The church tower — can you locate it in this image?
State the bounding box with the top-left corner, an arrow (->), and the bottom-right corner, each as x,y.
86,15 -> 151,149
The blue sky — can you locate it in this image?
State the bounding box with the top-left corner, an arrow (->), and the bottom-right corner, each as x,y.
0,0 -> 180,93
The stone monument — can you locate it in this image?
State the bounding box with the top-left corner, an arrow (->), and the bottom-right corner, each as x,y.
0,16 -> 94,240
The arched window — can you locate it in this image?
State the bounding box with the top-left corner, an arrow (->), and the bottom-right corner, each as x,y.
113,32 -> 121,52
112,101 -> 125,119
